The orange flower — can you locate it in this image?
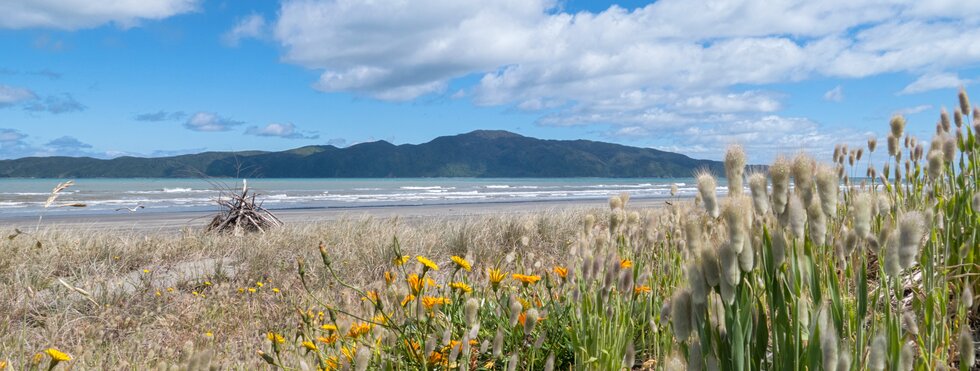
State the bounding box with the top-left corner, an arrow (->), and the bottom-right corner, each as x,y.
417,256 -> 439,271
421,296 -> 451,309
553,266 -> 568,279
512,273 -> 542,286
347,322 -> 373,338
317,334 -> 339,344
407,274 -> 424,295
620,259 -> 633,269
384,271 -> 396,284
634,285 -> 652,295
401,294 -> 416,307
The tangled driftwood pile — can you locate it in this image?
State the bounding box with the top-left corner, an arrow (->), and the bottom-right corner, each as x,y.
206,180 -> 282,234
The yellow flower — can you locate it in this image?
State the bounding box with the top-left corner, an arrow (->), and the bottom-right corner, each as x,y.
393,255 -> 410,266
325,356 -> 339,370
0,360 -> 6,370
512,274 -> 542,286
266,332 -> 285,344
238,288 -> 245,294
248,288 -> 256,293
421,296 -> 451,309
272,288 -> 280,294
45,348 -> 71,362
321,324 -> 338,332
362,290 -> 380,304
553,266 -> 568,279
192,291 -> 200,296
256,281 -> 264,287
401,294 -> 416,307
302,341 -> 318,351
341,345 -> 357,362
31,353 -> 42,365
167,287 -> 175,293
620,259 -> 633,269
407,274 -> 424,295
204,281 -> 212,286
449,281 -> 473,293
205,331 -> 213,337
372,314 -> 387,325
634,285 -> 652,295
348,322 -> 373,338
487,268 -> 506,290
155,291 -> 162,297
318,334 -> 339,345
417,256 -> 439,271
451,256 -> 472,272
384,271 -> 396,284
142,269 -> 150,274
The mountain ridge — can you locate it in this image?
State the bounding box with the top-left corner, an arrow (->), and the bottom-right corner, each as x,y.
0,130 -> 725,178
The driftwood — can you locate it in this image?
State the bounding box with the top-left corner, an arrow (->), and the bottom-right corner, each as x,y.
206,180 -> 282,235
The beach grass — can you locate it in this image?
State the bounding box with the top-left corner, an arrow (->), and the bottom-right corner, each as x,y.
2,90 -> 980,370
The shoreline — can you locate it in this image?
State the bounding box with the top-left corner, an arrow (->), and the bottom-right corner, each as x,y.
0,197 -> 682,232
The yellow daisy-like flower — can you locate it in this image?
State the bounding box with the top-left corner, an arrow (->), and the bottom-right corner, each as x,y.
407,274 -> 426,295
272,288 -> 280,294
248,288 -> 257,293
553,266 -> 568,279
421,296 -> 451,309
142,269 -> 150,274
620,259 -> 633,269
401,294 -> 416,307
393,255 -> 410,266
347,322 -> 373,338
266,332 -> 285,344
487,268 -> 506,290
512,273 -> 542,286
450,256 -> 472,272
384,271 -> 396,284
45,348 -> 71,362
0,359 -> 7,370
372,314 -> 387,325
634,285 -> 652,295
321,324 -> 338,332
361,290 -> 380,304
204,281 -> 212,286
449,281 -> 473,293
302,341 -> 318,351
205,331 -> 213,337
318,334 -> 339,345
417,256 -> 439,271
256,281 -> 264,288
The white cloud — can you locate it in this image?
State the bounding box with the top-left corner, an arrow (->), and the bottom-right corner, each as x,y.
271,0 -> 980,159
894,104 -> 933,115
222,14 -> 266,47
184,112 -> 243,132
23,93 -> 85,114
244,123 -> 319,139
0,0 -> 199,30
899,72 -> 968,95
824,85 -> 844,102
0,84 -> 37,107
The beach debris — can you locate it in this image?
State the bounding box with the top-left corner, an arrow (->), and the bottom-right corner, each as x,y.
206,180 -> 282,234
43,180 -> 86,209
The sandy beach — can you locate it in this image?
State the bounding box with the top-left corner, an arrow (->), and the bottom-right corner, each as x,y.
0,197 -> 675,232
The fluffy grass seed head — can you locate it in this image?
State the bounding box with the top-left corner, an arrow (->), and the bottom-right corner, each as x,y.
898,211 -> 924,270
869,334 -> 887,371
960,325 -> 976,368
687,259 -> 708,304
815,164 -> 838,219
723,196 -> 751,252
807,201 -> 827,246
891,115 -> 906,138
792,153 -> 815,206
725,144 -> 747,196
818,303 -> 838,371
748,172 -> 769,216
701,247 -> 721,287
900,341 -> 915,371
770,156 -> 792,215
739,234 -> 755,272
868,135 -> 878,152
509,299 -> 523,328
787,195 -> 807,241
719,242 -> 741,286
960,87 -> 972,116
696,170 -> 720,218
852,192 -> 873,238
670,289 -> 693,341
888,135 -> 900,157
884,230 -> 902,278
524,308 -> 539,334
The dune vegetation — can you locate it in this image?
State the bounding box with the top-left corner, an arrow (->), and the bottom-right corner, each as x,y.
2,90 -> 980,370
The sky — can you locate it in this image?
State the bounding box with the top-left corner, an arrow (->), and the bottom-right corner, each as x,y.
0,0 -> 979,164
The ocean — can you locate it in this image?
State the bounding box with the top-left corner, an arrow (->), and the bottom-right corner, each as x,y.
0,178 -> 718,217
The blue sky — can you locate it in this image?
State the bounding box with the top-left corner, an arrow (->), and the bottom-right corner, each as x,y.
0,0 -> 978,163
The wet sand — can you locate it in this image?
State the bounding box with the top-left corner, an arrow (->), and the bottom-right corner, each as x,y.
0,198 -> 678,232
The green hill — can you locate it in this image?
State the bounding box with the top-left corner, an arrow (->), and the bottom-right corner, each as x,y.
0,130 -> 724,178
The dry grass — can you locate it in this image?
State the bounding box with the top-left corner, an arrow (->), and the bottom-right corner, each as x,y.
0,206 -> 618,368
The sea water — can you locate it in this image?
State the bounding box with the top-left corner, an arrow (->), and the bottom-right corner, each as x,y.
0,178 -> 720,217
